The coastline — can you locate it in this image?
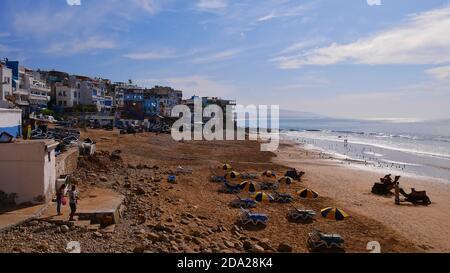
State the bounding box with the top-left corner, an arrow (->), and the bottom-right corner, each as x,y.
1,130 -> 445,253
274,140 -> 450,252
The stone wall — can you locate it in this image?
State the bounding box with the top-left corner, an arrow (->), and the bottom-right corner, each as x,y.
55,147 -> 79,178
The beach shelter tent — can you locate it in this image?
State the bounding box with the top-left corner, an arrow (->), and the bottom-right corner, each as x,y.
263,170 -> 276,178
321,207 -> 349,221
279,176 -> 294,185
252,192 -> 274,203
240,181 -> 258,193
298,188 -> 319,199
225,171 -> 241,180
219,164 -> 233,171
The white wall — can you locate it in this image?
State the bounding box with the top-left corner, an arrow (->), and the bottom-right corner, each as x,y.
0,141 -> 56,205
0,109 -> 22,137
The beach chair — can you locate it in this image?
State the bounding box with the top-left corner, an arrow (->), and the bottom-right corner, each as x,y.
308,229 -> 344,251
221,182 -> 242,194
259,181 -> 280,191
210,175 -> 227,183
272,192 -> 294,203
230,196 -> 258,209
238,208 -> 268,226
288,209 -> 316,222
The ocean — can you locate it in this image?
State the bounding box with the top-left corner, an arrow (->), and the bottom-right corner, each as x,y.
279,117 -> 450,181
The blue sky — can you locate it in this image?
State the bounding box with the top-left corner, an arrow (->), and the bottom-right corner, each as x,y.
1,0 -> 450,120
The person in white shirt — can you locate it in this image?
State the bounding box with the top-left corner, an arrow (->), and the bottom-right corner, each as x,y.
68,185 -> 79,221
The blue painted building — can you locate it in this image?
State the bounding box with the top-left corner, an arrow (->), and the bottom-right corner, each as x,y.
5,61 -> 19,88
0,108 -> 22,137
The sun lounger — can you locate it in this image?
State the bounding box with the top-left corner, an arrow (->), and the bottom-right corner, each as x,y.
308,229 -> 344,250
288,209 -> 316,222
238,208 -> 268,226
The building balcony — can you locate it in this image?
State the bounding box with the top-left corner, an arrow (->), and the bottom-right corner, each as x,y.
31,85 -> 51,93
15,99 -> 30,106
13,89 -> 29,96
29,93 -> 51,101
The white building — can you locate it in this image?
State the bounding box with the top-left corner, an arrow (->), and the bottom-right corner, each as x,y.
28,73 -> 51,108
0,63 -> 13,101
55,83 -> 80,108
0,139 -> 57,205
80,79 -> 109,112
12,67 -> 51,110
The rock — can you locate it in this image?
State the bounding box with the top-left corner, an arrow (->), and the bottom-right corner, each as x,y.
277,243 -> 293,253
180,219 -> 190,225
224,240 -> 235,248
36,241 -> 49,251
135,228 -> 146,235
251,244 -> 265,253
183,213 -> 195,219
100,176 -> 108,182
102,224 -> 116,234
192,237 -> 203,245
93,232 -> 103,238
60,225 -> 70,233
147,232 -> 160,242
133,245 -> 147,253
128,164 -> 137,169
27,220 -> 39,227
243,241 -> 253,251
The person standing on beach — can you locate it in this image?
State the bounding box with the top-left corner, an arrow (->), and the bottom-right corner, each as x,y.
68,186 -> 79,221
56,184 -> 66,216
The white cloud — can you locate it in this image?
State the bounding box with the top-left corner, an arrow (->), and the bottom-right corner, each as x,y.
189,49 -> 242,64
45,36 -> 116,55
272,5 -> 450,69
196,0 -> 228,11
257,3 -> 311,22
426,66 -> 450,83
132,0 -> 165,15
123,50 -> 179,60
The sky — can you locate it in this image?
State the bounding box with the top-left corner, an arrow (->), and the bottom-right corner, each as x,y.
1,0 -> 450,120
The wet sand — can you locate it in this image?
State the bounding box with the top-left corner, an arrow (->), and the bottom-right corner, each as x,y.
274,141 -> 450,252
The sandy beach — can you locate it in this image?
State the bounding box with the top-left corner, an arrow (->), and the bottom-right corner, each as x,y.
1,130 -> 448,253
274,141 -> 450,252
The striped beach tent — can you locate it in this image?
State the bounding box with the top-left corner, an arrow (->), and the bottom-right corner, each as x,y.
278,176 -> 294,185
297,188 -> 319,199
252,192 -> 274,203
321,207 -> 350,221
240,181 -> 258,193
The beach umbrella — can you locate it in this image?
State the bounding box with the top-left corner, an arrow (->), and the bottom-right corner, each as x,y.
321,207 -> 350,221
297,188 -> 319,199
263,170 -> 276,178
219,164 -> 233,171
240,181 -> 258,193
279,176 -> 294,185
252,192 -> 274,203
225,171 -> 241,180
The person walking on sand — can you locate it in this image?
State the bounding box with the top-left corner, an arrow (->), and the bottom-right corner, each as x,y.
68,185 -> 79,221
56,184 -> 66,216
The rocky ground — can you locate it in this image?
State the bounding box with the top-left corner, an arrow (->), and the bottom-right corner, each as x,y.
0,130 -> 419,253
